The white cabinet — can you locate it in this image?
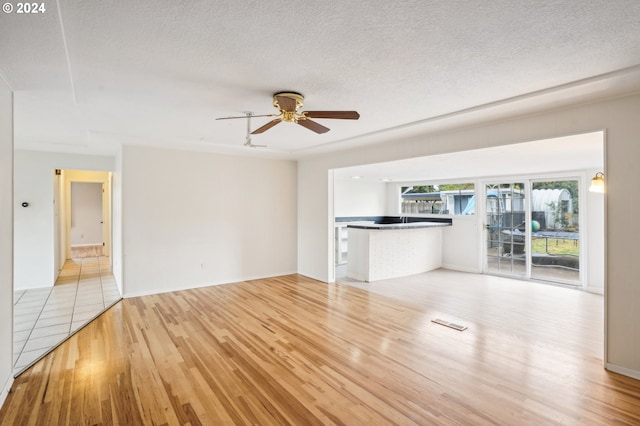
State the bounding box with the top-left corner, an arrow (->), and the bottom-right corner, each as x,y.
335,224 -> 349,265
335,221 -> 375,265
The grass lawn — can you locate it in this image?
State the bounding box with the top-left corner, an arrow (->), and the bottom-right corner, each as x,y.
531,237 -> 579,256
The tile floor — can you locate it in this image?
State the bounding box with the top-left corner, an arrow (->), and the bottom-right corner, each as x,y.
13,256 -> 121,376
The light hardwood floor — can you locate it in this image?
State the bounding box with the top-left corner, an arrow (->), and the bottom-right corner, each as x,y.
13,256 -> 121,375
1,271 -> 639,425
70,245 -> 104,259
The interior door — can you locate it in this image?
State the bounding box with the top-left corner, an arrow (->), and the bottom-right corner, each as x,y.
485,182 -> 527,277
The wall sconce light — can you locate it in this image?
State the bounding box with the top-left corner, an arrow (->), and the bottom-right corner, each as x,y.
589,172 -> 605,193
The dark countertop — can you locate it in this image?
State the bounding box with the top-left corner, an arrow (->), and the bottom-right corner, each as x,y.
347,222 -> 452,230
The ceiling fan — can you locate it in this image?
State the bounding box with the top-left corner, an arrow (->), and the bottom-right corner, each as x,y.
216,92 -> 360,134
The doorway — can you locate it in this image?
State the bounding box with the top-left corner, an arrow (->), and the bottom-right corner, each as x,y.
485,182 -> 527,278
13,168 -> 119,376
530,179 -> 580,285
70,182 -> 104,259
54,169 -> 113,276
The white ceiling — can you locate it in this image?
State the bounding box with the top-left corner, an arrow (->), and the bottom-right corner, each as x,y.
1,1 -> 640,158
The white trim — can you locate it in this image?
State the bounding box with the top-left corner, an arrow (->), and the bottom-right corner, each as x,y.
441,265 -> 482,274
0,375 -> 14,410
328,169 -> 336,284
122,271 -> 298,299
524,179 -> 532,278
63,172 -> 112,265
578,172 -> 588,289
602,131 -> 609,368
585,285 -> 604,295
70,243 -> 103,248
606,363 -> 640,381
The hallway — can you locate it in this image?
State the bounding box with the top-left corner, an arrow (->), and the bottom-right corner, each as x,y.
13,256 -> 120,375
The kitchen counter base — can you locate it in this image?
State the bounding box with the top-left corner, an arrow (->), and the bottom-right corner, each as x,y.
347,226 -> 443,282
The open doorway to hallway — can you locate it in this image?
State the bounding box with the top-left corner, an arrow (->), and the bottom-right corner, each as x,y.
12,167 -> 121,377
54,169 -> 113,278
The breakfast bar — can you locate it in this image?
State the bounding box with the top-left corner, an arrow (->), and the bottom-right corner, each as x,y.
346,221 -> 451,282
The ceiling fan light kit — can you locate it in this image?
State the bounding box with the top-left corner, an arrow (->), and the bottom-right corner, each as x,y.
216,91 -> 359,138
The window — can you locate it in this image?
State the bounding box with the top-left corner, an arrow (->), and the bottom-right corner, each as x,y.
401,183 -> 475,215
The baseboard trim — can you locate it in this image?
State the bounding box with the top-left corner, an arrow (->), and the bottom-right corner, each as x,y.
585,285 -> 604,295
441,264 -> 482,274
0,374 -> 14,410
123,271 -> 299,298
606,362 -> 640,380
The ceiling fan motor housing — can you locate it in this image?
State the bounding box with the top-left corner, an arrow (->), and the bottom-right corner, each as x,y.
273,92 -> 304,111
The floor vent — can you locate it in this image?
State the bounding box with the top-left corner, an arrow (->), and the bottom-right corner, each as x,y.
431,318 -> 467,331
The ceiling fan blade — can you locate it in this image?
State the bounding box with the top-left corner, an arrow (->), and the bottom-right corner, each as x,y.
216,114 -> 274,120
276,95 -> 298,112
297,119 -> 330,134
251,119 -> 281,134
303,111 -> 360,120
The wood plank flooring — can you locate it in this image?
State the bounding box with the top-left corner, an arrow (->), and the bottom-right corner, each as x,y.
1,272 -> 639,425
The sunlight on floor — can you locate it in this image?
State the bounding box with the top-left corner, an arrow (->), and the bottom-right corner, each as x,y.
12,256 -> 120,375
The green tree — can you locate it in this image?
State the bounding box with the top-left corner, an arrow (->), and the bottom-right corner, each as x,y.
439,183 -> 474,191
402,185 -> 436,194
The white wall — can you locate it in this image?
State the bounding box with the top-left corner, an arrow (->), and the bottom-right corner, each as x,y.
121,145 -> 298,297
586,167 -> 605,293
299,162 -> 332,281
0,79 -> 14,406
112,148 -> 123,295
298,93 -> 640,379
333,179 -> 387,217
14,151 -> 115,290
70,182 -> 103,246
442,217 -> 480,273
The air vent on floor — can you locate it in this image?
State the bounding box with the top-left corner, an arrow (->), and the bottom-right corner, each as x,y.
431,318 -> 467,331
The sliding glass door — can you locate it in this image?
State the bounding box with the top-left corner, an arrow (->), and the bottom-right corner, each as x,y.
484,178 -> 581,286
485,182 -> 526,277
530,180 -> 580,285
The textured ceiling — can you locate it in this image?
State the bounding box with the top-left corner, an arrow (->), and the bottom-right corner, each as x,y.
1,1 -> 640,158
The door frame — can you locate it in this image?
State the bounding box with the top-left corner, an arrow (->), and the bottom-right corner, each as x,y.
479,171 -> 588,288
53,169 -> 112,274
480,179 -> 531,280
